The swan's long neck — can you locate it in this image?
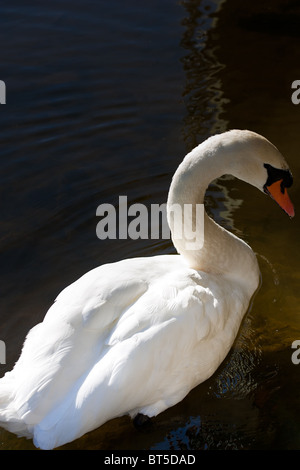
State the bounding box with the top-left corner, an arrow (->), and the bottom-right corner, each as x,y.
167,137 -> 260,289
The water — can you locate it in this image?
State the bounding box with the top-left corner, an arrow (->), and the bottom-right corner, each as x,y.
0,0 -> 299,450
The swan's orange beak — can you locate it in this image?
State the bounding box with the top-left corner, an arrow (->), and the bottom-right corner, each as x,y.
266,179 -> 295,218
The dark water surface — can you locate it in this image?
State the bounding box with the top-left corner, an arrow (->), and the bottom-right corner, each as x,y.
0,0 -> 299,450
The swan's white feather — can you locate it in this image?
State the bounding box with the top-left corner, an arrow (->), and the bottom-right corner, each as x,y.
0,255 -> 248,449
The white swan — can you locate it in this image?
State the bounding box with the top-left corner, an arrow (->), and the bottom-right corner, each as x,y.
0,130 -> 294,450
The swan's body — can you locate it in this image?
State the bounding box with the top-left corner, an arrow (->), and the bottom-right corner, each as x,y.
0,130 -> 294,449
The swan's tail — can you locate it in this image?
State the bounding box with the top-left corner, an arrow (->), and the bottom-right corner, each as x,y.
0,372 -> 32,438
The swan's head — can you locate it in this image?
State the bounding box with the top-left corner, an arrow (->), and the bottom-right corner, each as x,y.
221,130 -> 295,218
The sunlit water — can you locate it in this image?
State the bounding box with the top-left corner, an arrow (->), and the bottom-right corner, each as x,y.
0,0 -> 299,450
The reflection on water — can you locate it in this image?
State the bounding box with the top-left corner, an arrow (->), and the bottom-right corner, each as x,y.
0,0 -> 299,450
180,0 -> 228,149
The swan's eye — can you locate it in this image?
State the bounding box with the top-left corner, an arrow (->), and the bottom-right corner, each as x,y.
263,163 -> 293,192
263,164 -> 294,218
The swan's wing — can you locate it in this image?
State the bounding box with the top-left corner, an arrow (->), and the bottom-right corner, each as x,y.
0,259 -> 149,430
0,256 -> 247,450
31,268 -> 216,448
33,270 -> 245,450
